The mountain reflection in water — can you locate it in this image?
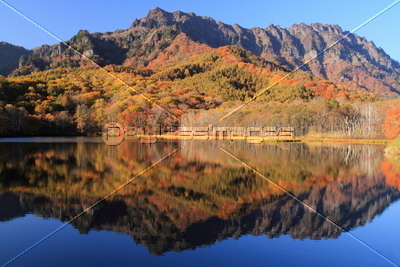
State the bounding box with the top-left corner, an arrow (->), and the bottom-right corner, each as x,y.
0,140 -> 399,256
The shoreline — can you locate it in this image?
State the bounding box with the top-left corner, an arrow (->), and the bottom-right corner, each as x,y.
129,134 -> 390,144
0,135 -> 390,144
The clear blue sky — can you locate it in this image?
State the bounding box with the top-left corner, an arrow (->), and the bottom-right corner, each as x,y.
1,0 -> 399,61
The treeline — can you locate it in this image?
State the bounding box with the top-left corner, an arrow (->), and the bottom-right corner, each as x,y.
183,100 -> 400,138
1,67 -> 399,138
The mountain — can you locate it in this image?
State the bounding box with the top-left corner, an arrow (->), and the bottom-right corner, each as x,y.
4,7 -> 399,96
2,8 -> 399,138
129,8 -> 400,95
0,42 -> 31,76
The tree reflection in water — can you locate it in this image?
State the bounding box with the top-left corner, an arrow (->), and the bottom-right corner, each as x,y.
0,140 -> 399,255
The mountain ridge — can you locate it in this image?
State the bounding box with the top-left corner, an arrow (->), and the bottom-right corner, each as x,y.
128,8 -> 400,95
1,7 -> 400,96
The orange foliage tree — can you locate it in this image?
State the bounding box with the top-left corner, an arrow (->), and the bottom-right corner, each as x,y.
382,103 -> 400,139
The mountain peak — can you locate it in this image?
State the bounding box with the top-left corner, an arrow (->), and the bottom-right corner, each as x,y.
131,8 -> 201,29
147,7 -> 169,19
130,7 -> 173,28
309,23 -> 344,34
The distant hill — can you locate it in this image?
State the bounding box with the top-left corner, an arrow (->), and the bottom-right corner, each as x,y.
0,42 -> 31,76
2,7 -> 399,96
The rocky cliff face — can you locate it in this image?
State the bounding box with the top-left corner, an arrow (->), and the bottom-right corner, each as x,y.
2,7 -> 400,95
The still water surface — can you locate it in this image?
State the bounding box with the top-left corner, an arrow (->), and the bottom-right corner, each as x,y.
0,138 -> 399,266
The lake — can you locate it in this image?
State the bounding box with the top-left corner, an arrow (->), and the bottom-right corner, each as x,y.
0,138 -> 399,266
